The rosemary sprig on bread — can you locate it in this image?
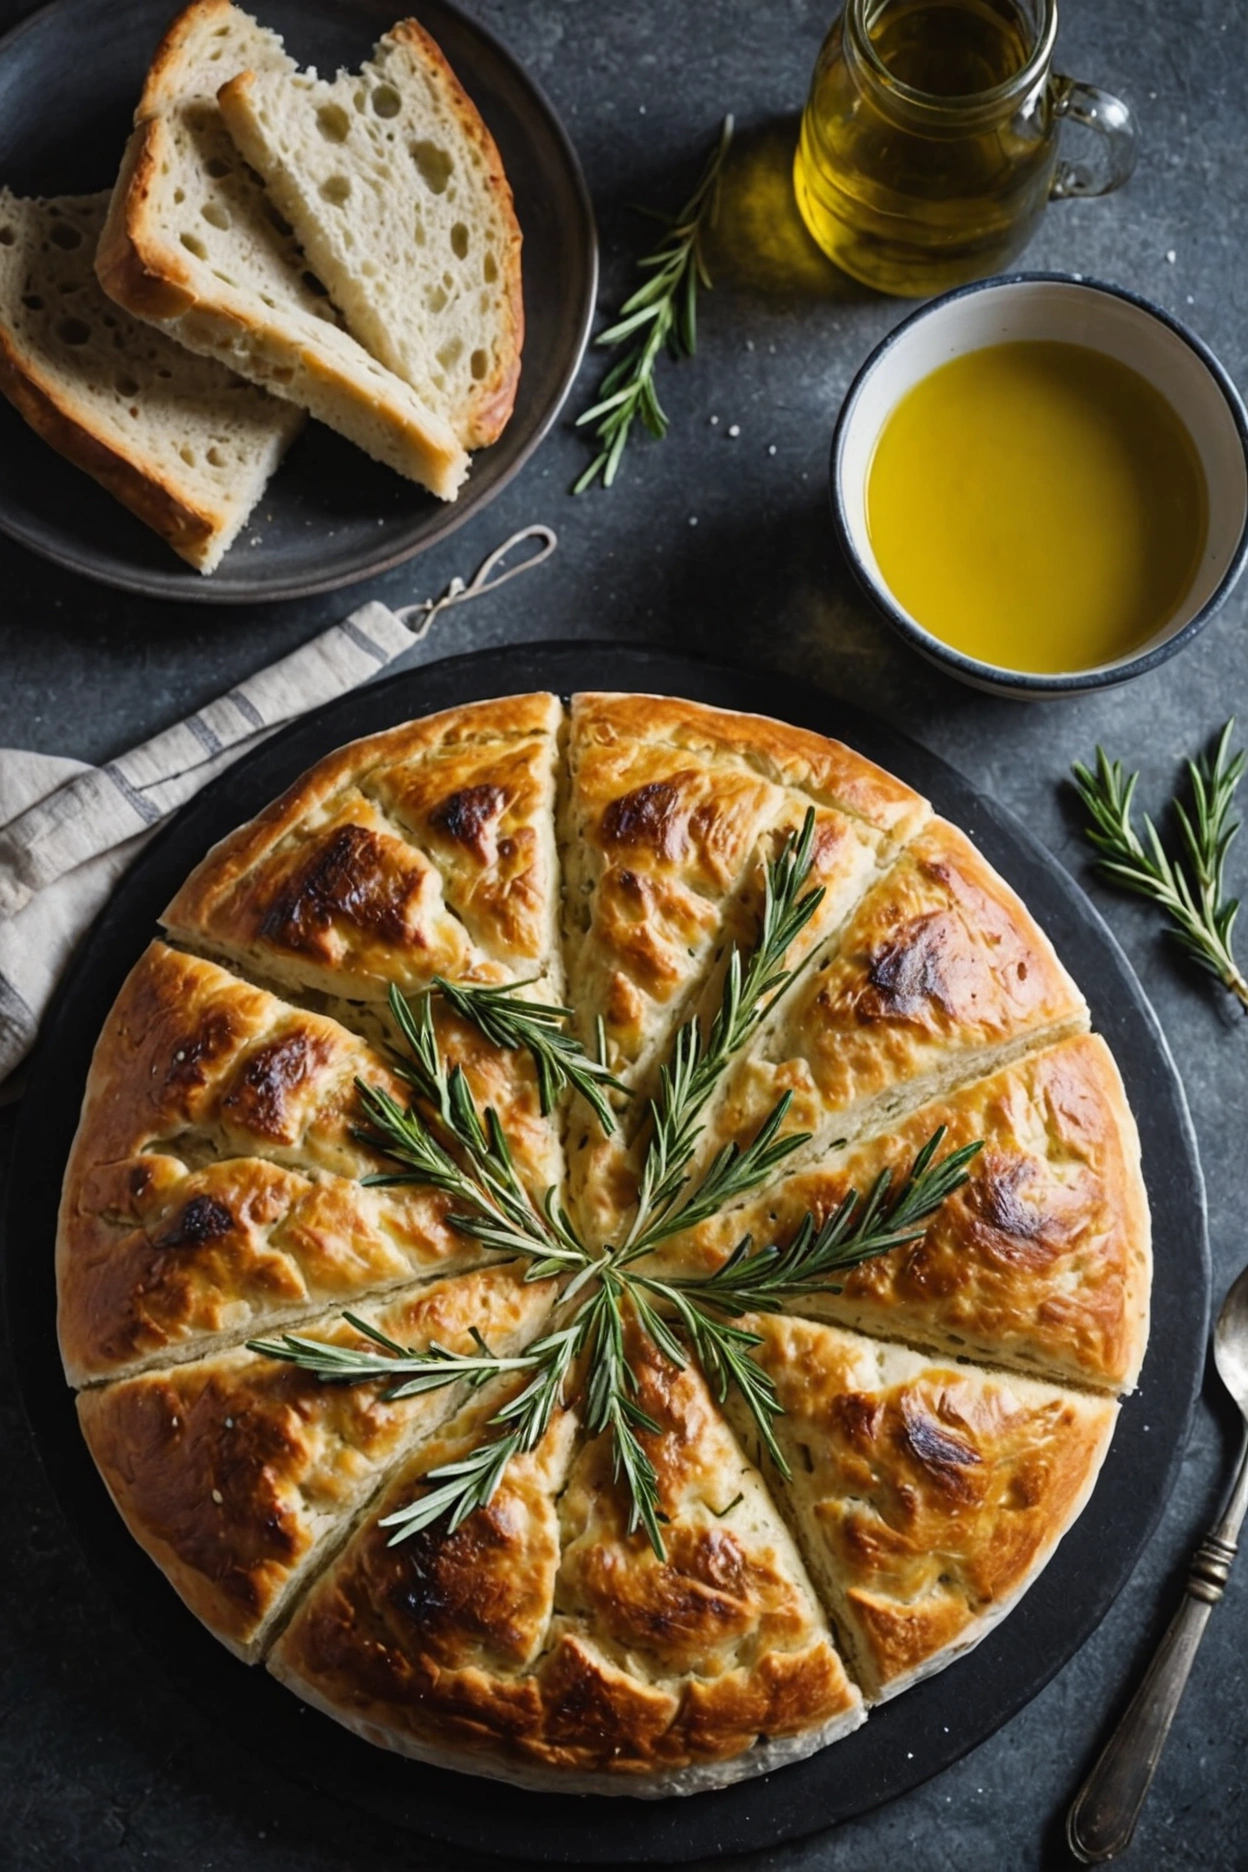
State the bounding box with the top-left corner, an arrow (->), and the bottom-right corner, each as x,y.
429,976 -> 630,1128
250,812 -> 979,1556
1073,720 -> 1248,1010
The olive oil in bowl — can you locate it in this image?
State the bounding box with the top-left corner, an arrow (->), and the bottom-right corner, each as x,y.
865,341 -> 1209,674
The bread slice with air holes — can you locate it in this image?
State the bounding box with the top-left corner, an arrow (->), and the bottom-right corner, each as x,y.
96,0 -> 468,500
217,15 -> 524,450
0,190 -> 301,573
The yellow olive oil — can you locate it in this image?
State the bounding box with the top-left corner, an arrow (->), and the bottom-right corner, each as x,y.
865,341 -> 1209,673
862,0 -> 1032,97
795,0 -> 1057,295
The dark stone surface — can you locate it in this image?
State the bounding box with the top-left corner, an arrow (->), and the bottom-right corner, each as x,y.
1,0 -> 1245,1867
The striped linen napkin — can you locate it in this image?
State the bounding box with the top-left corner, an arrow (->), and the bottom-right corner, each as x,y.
0,525 -> 555,1098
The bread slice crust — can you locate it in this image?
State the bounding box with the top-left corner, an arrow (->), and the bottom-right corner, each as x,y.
218,14 -> 524,449
0,188 -> 297,570
96,0 -> 469,499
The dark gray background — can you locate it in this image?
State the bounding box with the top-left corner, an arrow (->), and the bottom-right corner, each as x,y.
1,0 -> 1244,1867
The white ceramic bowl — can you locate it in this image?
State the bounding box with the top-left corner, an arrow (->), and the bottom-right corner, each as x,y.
831,274 -> 1248,697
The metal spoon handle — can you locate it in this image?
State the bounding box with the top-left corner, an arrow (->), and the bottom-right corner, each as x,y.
1067,1437 -> 1248,1864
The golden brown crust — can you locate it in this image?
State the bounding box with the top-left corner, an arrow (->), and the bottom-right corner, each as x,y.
377,18 -> 524,448
271,1323 -> 858,1777
57,691 -> 1149,1792
56,943 -> 552,1383
96,122 -> 199,322
162,694 -> 562,1001
658,1034 -> 1150,1393
699,816 -> 1088,1166
77,1267 -> 553,1659
732,1315 -> 1118,1699
572,693 -> 929,837
134,0 -> 250,120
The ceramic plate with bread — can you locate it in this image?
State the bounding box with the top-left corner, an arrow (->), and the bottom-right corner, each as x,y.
57,693 -> 1152,1794
0,0 -> 594,597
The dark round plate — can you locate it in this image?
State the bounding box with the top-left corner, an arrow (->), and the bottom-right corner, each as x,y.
1,645 -> 1209,1863
0,0 -> 595,602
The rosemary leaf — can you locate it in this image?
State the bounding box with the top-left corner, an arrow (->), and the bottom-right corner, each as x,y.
623,810 -> 825,1251
665,1129 -> 983,1315
354,986 -> 590,1276
1073,722 -> 1248,1009
377,1315 -> 589,1545
573,116 -> 733,494
581,1280 -> 666,1558
245,1320 -> 543,1402
431,975 -> 630,1129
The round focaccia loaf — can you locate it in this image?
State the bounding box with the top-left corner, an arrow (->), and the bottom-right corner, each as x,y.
57,692 -> 1151,1795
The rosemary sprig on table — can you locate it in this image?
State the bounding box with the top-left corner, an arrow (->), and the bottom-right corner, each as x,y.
249,814 -> 978,1557
1073,720 -> 1248,1010
573,115 -> 734,493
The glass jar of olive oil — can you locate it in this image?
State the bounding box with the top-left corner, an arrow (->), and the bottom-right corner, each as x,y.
794,0 -> 1135,296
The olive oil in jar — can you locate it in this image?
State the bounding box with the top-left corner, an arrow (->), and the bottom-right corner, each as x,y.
795,0 -> 1060,295
867,0 -> 1032,94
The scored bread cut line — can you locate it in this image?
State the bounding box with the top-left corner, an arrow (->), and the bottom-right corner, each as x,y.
247,1282 -> 562,1661
69,1201 -> 500,1390
156,929 -> 566,1217
556,712 -> 934,1086
721,1342 -> 1119,1706
742,1299 -> 1129,1401
611,810 -> 909,1144
680,1006 -> 1093,1235
65,695 -> 1143,1790
127,1268 -> 556,1661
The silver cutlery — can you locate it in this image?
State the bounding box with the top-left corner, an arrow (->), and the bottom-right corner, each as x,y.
1067,1260 -> 1248,1862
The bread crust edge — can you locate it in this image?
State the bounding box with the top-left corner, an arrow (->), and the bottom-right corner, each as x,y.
383,18 -> 524,448
266,1653 -> 868,1796
0,310 -> 221,570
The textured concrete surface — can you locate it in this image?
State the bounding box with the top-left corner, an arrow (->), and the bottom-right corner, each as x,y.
1,0 -> 1246,1867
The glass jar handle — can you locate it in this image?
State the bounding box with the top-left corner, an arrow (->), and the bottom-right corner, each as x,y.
1049,75 -> 1137,199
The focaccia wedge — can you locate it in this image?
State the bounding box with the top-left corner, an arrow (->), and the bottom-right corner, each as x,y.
270,1321 -> 862,1791
688,816 -> 1088,1175
57,943 -> 558,1384
77,1266 -> 553,1660
653,1033 -> 1150,1393
162,693 -> 563,1018
725,1315 -> 1117,1702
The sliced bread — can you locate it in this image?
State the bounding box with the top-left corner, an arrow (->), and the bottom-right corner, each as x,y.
0,190 -> 300,573
218,17 -> 523,450
97,0 -> 468,499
